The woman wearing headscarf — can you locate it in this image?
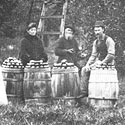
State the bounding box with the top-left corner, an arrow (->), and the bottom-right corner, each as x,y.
19,22 -> 48,66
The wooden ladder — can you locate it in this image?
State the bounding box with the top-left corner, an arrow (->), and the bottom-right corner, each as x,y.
37,0 -> 68,41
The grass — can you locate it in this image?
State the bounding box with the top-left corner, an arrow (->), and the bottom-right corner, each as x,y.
0,94 -> 125,125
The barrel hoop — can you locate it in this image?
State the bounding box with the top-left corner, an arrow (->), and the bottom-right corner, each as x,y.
2,68 -> 24,73
51,96 -> 78,100
2,71 -> 24,74
25,96 -> 50,99
52,69 -> 78,73
24,71 -> 51,73
89,82 -> 118,83
24,79 -> 51,81
3,78 -> 23,82
24,70 -> 51,73
7,94 -> 22,97
89,97 -> 118,100
52,71 -> 78,74
24,68 -> 51,72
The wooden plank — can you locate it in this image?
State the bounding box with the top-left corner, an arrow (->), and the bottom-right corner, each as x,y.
41,15 -> 64,19
37,0 -> 68,39
59,0 -> 68,37
37,3 -> 46,33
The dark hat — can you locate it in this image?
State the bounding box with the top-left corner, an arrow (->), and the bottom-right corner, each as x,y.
64,25 -> 75,33
27,22 -> 37,30
94,21 -> 105,28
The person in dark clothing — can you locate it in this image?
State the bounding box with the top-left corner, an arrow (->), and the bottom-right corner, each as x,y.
55,26 -> 80,67
55,26 -> 84,107
19,22 -> 48,66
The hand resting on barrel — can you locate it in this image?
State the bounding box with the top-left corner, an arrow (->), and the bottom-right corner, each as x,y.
84,64 -> 91,72
84,60 -> 106,72
93,60 -> 106,67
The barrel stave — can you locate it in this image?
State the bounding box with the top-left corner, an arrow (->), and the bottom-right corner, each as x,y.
2,68 -> 24,104
51,65 -> 81,99
88,66 -> 119,108
23,67 -> 51,104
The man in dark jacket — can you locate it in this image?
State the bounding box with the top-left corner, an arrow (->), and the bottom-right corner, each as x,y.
55,26 -> 80,67
19,22 -> 48,66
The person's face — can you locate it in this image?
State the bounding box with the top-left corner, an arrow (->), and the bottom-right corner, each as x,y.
94,27 -> 104,37
65,28 -> 74,40
27,27 -> 37,36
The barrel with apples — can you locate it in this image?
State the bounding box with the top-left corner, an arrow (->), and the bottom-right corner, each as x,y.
2,57 -> 24,104
88,65 -> 119,108
51,61 -> 81,99
23,60 -> 51,104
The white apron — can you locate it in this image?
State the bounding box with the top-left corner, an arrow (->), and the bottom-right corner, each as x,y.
0,67 -> 8,105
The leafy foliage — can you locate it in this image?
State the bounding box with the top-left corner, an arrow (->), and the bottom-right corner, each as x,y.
0,0 -> 18,37
0,0 -> 125,69
66,0 -> 125,69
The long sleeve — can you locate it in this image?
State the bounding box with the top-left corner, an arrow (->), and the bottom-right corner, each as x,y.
38,40 -> 48,62
102,37 -> 115,64
20,39 -> 30,57
86,40 -> 98,65
55,38 -> 68,56
74,40 -> 79,53
41,49 -> 48,62
19,39 -> 30,66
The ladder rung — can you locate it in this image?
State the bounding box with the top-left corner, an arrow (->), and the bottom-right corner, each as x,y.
42,32 -> 61,35
41,15 -> 64,19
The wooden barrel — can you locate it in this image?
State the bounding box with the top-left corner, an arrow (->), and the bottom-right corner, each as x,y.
51,63 -> 81,99
88,66 -> 119,108
2,68 -> 24,104
23,67 -> 51,104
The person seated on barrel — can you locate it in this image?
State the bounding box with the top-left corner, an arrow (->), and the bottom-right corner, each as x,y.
19,22 -> 48,66
55,25 -> 80,67
80,20 -> 115,98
